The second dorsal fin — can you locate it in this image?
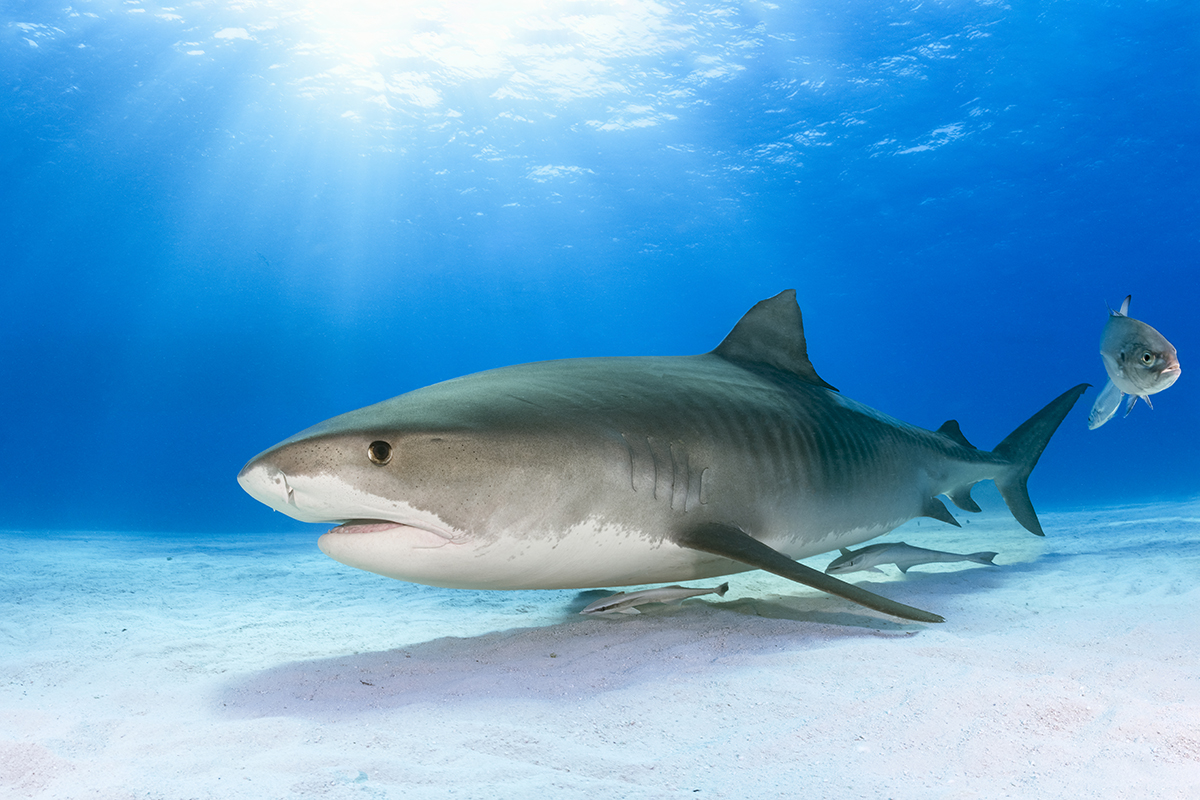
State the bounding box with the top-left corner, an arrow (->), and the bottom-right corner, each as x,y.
936,420 -> 976,449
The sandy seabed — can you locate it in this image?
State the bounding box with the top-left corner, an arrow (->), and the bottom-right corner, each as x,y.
2,494 -> 1198,799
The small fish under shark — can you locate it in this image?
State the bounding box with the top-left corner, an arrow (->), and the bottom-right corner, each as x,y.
1088,295 -> 1181,430
238,290 -> 1088,624
580,583 -> 730,615
825,542 -> 998,575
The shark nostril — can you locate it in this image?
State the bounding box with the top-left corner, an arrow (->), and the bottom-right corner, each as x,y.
263,469 -> 296,505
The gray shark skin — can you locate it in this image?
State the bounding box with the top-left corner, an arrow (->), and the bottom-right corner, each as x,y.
580,582 -> 730,615
238,290 -> 1088,624
825,542 -> 998,575
1087,295 -> 1181,430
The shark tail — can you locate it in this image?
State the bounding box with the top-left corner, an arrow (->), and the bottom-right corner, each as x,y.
992,384 -> 1090,536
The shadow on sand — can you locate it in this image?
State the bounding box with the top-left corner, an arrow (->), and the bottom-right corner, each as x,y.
214,580 -> 986,721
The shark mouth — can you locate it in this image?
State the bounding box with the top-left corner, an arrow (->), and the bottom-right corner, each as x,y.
328,520 -> 408,535
326,519 -> 458,546
321,519 -> 459,553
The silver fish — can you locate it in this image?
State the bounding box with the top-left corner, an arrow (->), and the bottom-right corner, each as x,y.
580,582 -> 731,615
825,542 -> 998,575
238,290 -> 1087,624
1088,295 -> 1181,429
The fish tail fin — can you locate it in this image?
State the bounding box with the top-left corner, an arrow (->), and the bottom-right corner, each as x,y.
969,552 -> 999,566
1087,379 -> 1123,429
715,582 -> 730,597
992,384 -> 1090,536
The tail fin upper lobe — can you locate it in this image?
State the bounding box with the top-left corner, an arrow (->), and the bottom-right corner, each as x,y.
993,384 -> 1090,536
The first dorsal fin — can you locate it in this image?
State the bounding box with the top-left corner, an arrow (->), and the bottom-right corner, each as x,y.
711,290 -> 838,391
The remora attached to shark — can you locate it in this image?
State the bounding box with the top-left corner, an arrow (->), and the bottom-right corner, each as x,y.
238,290 -> 1087,624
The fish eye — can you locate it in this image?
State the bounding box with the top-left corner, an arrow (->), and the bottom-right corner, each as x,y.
1141,352 -> 1154,365
367,440 -> 393,465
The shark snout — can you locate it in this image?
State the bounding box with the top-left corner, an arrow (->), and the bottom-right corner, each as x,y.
236,452 -> 375,524
237,459 -> 296,512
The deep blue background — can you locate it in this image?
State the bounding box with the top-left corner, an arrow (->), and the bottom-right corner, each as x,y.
2,0 -> 1196,533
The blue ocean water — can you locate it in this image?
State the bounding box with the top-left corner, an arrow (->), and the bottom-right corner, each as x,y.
2,0 -> 1196,536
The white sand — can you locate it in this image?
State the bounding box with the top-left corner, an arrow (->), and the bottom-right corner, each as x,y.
2,493 -> 1198,799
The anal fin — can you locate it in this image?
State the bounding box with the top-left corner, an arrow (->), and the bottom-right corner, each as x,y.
947,485 -> 982,513
674,523 -> 944,624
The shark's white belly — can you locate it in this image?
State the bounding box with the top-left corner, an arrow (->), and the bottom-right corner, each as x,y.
316,515 -> 906,590
317,519 -> 722,590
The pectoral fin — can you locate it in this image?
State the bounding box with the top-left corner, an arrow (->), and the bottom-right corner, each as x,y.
1087,379 -> 1123,430
673,523 -> 944,624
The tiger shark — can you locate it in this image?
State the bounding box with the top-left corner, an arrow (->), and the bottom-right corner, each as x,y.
238,290 -> 1087,624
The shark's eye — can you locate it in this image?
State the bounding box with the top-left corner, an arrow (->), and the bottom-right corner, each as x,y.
1141,352 -> 1154,365
367,440 -> 393,465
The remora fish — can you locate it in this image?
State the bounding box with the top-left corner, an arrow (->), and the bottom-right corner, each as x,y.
580,583 -> 730,615
825,543 -> 998,575
238,290 -> 1088,624
1087,295 -> 1181,430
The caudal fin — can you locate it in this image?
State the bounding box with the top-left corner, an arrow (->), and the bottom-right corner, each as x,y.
992,384 -> 1090,536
